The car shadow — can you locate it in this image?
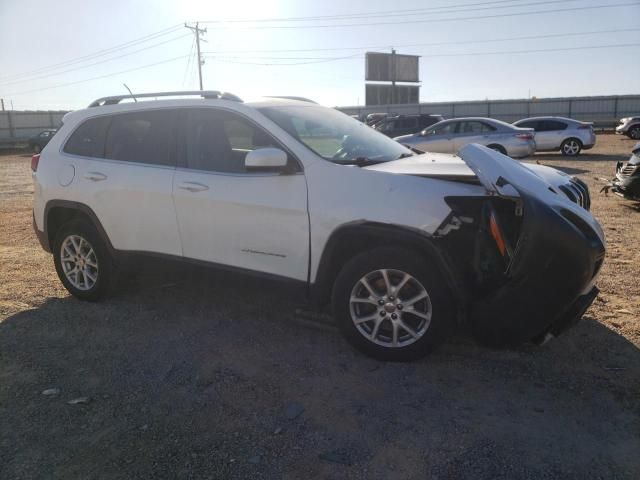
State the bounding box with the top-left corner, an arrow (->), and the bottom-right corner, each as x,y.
1,263 -> 639,478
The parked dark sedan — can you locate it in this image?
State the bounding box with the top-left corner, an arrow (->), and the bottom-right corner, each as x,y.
28,129 -> 57,153
374,114 -> 444,137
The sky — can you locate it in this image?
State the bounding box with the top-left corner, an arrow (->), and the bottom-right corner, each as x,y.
0,0 -> 639,111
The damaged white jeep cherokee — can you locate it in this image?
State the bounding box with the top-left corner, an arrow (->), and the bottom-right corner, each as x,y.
32,91 -> 605,361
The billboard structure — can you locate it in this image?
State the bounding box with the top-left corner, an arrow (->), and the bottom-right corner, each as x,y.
365,51 -> 420,106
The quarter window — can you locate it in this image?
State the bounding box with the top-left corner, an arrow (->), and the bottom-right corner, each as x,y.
63,116 -> 110,158
185,109 -> 283,173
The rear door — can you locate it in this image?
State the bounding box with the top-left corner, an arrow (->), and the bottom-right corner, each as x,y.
63,109 -> 182,255
416,121 -> 458,153
453,120 -> 496,150
172,107 -> 309,281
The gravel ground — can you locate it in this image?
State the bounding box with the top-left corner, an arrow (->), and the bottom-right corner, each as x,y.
1,134 -> 639,479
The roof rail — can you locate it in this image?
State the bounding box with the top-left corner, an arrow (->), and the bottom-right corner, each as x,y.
88,90 -> 243,107
264,96 -> 317,104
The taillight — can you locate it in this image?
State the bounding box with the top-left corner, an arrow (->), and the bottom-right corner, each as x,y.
31,154 -> 40,172
515,133 -> 534,140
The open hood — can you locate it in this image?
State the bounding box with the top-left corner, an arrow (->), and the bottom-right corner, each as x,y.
364,151 -> 477,183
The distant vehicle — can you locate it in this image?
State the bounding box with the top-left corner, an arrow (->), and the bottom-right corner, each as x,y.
616,116 -> 640,140
513,117 -> 595,156
28,129 -> 57,153
612,142 -> 640,200
395,117 -> 535,159
365,112 -> 391,126
374,114 -> 445,138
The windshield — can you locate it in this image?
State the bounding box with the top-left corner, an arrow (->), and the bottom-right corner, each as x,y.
258,105 -> 411,164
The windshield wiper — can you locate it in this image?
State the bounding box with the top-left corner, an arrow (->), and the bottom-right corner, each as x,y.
335,157 -> 382,167
396,152 -> 414,159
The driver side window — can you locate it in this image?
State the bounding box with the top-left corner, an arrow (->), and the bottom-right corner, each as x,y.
185,109 -> 282,173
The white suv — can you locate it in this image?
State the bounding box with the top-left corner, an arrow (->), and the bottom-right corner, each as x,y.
32,91 -> 605,361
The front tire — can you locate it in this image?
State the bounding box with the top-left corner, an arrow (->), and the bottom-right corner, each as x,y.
331,247 -> 455,361
561,138 -> 582,156
628,127 -> 640,140
53,219 -> 114,301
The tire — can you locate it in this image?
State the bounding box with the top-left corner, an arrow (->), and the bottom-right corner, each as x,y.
52,219 -> 114,301
33,144 -> 41,154
487,144 -> 507,155
561,138 -> 582,156
628,127 -> 640,140
331,247 -> 455,361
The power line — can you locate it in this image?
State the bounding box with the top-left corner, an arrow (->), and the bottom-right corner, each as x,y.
201,28 -> 640,54
0,33 -> 191,87
182,36 -> 197,87
0,24 -> 183,82
205,42 -> 640,65
5,55 -> 189,96
201,2 -> 639,29
199,0 -> 577,23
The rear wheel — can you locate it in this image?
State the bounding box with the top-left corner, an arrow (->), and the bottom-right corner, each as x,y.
628,126 -> 640,140
487,144 -> 507,155
331,247 -> 454,361
561,138 -> 582,156
53,219 -> 114,301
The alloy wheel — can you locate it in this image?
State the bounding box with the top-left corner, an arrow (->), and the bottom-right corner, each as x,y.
349,269 -> 432,348
60,235 -> 99,291
563,140 -> 580,156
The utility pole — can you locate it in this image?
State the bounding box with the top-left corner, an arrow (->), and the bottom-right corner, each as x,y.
390,48 -> 396,105
184,22 -> 207,90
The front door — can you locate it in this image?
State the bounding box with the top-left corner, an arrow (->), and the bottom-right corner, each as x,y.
172,108 -> 309,281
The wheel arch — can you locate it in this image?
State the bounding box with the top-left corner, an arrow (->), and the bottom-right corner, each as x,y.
311,222 -> 466,314
45,200 -> 114,255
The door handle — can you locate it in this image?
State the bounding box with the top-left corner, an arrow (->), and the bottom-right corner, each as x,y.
84,172 -> 107,182
178,181 -> 209,193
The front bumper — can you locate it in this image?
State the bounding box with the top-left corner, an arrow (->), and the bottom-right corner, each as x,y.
471,193 -> 605,346
616,125 -> 629,135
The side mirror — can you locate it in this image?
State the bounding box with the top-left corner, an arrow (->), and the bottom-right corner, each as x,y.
245,147 -> 288,171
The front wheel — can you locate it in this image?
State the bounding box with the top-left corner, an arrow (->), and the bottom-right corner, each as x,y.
561,138 -> 582,156
331,247 -> 455,361
53,219 -> 114,301
628,127 -> 640,140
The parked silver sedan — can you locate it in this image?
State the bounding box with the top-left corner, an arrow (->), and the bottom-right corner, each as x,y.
395,117 -> 535,159
513,116 -> 595,156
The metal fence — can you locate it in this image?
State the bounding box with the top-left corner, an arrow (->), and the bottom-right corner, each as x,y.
0,110 -> 67,144
337,94 -> 640,129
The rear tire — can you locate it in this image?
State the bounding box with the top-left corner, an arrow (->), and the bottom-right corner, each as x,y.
331,247 -> 455,361
561,138 -> 582,156
487,144 -> 507,155
52,219 -> 114,301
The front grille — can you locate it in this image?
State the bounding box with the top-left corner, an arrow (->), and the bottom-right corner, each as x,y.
620,164 -> 638,176
558,178 -> 591,211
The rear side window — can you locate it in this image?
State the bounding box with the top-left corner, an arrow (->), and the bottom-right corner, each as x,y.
541,120 -> 567,131
105,110 -> 176,166
63,116 -> 110,158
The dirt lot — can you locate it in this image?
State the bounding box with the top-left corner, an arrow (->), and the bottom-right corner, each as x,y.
1,135 -> 639,479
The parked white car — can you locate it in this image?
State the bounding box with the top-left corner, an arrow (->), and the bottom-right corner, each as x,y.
513,116 -> 596,156
32,91 -> 604,360
616,116 -> 640,140
394,117 -> 536,158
